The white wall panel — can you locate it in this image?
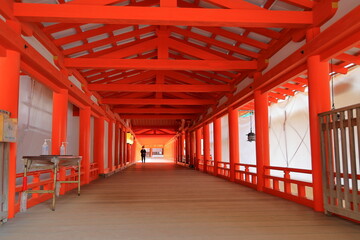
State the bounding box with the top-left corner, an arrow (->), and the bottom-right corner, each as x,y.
221,114 -> 229,162
66,103 -> 79,156
17,76 -> 53,173
239,115 -> 256,165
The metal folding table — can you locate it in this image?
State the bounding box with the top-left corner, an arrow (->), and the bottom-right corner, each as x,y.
22,155 -> 82,211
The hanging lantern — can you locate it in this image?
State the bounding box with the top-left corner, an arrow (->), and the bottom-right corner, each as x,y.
247,111 -> 255,142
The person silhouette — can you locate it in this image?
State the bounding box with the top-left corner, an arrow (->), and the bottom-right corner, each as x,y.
140,146 -> 146,163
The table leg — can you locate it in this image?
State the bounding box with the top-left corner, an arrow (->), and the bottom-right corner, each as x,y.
52,165 -> 58,211
78,161 -> 81,196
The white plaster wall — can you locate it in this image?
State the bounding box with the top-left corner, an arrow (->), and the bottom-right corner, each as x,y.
333,67 -> 360,108
269,92 -> 311,181
263,1 -> 360,75
267,66 -> 360,182
239,115 -> 256,166
17,76 -> 53,173
66,103 -> 79,156
209,122 -> 214,159
321,0 -> 360,31
221,114 -> 230,162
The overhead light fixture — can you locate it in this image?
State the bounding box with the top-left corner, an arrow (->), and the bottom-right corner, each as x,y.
247,111 -> 255,142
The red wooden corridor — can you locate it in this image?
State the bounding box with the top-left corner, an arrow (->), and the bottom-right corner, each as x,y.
0,0 -> 360,235
1,162 -> 360,240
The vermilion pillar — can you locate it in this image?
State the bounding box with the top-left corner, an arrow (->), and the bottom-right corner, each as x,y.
108,120 -> 113,172
203,124 -> 210,173
115,122 -> 120,168
195,128 -> 202,170
79,107 -> 91,184
127,143 -> 131,163
307,55 -> 331,212
180,131 -> 185,162
189,131 -> 195,167
52,89 -> 68,154
186,131 -> 191,164
131,139 -> 135,163
124,129 -> 128,164
94,117 -> 105,174
52,89 -> 68,195
0,21 -> 20,219
228,107 -> 239,182
254,90 -> 270,192
213,117 -> 222,176
120,129 -> 124,167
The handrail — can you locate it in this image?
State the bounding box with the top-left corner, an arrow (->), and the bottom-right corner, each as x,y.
264,166 -> 312,174
318,102 -> 360,116
235,163 -> 256,167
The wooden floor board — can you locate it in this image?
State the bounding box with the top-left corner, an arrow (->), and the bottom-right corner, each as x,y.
1,163 -> 359,240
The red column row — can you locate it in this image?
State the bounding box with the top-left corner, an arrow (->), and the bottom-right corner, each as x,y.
1,44 -> 132,218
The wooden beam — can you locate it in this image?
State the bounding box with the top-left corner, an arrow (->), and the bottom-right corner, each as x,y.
336,53 -> 360,65
62,26 -> 156,55
280,0 -> 315,9
170,26 -> 259,58
133,126 -> 177,130
14,3 -> 313,28
203,0 -> 265,10
120,114 -> 198,119
53,24 -> 128,46
257,5 -> 360,91
113,108 -> 204,114
101,98 -> 216,105
64,58 -> 258,71
0,0 -> 14,19
88,84 -> 231,92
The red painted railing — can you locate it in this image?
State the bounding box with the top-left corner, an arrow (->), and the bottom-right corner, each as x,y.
263,166 -> 314,208
198,159 -> 204,171
235,163 -> 257,189
14,163 -> 99,213
193,160 -> 315,208
217,161 -> 230,179
205,160 -> 214,174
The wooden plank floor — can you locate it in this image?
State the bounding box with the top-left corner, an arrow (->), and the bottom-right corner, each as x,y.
1,162 -> 360,240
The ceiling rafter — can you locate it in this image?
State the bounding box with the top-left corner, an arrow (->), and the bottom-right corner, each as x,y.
79,36 -> 157,58
197,26 -> 269,50
113,108 -> 205,114
170,26 -> 259,59
101,98 -> 217,105
202,0 -> 266,10
54,24 -> 130,46
14,3 -> 313,28
88,83 -> 232,92
169,37 -> 228,60
64,58 -> 258,71
120,114 -> 198,119
93,70 -> 156,85
62,25 -> 156,56
87,69 -> 142,82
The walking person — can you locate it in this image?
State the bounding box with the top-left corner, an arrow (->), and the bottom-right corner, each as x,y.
140,146 -> 146,163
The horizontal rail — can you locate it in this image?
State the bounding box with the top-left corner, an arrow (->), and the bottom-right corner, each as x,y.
193,159 -> 315,208
264,166 -> 312,174
14,163 -> 100,214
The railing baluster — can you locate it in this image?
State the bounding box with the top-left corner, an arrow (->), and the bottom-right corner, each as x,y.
284,170 -> 291,194
331,111 -> 343,208
339,111 -> 351,210
32,173 -> 40,199
348,109 -> 359,211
